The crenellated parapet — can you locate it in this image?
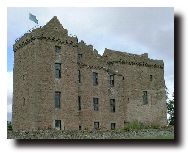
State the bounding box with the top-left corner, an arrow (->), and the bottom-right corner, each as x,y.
14,17 -> 78,52
78,40 -> 100,57
103,48 -> 164,69
14,30 -> 78,52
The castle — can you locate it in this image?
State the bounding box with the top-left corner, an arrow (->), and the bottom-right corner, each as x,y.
12,16 -> 167,131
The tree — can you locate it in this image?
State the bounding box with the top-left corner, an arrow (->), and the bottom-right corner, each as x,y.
167,96 -> 174,125
7,121 -> 12,131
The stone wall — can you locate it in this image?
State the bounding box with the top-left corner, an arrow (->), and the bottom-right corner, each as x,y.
103,48 -> 167,126
13,17 -> 80,131
7,127 -> 174,139
13,38 -> 39,130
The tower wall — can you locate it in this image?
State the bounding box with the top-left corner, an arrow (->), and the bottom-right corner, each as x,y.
13,39 -> 40,130
103,49 -> 167,126
13,17 -> 80,131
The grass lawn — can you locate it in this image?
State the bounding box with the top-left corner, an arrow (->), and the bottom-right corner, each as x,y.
134,134 -> 174,139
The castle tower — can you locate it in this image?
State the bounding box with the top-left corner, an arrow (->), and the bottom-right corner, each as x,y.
12,16 -> 79,131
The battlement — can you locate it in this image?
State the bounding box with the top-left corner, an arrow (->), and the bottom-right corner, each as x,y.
103,48 -> 164,69
13,16 -> 78,52
78,40 -> 101,58
13,28 -> 78,52
13,16 -> 164,71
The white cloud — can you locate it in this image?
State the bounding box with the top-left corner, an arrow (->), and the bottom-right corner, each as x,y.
7,71 -> 13,113
165,75 -> 174,100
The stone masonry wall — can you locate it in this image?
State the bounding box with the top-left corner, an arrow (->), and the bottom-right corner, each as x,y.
13,39 -> 39,130
103,48 -> 167,126
13,17 -> 80,131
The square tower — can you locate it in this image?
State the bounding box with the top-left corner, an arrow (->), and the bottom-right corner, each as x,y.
12,17 -> 79,131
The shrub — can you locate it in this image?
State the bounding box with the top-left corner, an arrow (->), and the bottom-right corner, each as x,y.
167,98 -> 174,125
124,121 -> 144,131
124,121 -> 160,131
149,124 -> 160,129
7,122 -> 13,131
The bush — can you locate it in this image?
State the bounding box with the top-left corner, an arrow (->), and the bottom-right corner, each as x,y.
124,121 -> 144,131
167,98 -> 174,125
149,124 -> 160,129
7,122 -> 13,131
124,121 -> 160,131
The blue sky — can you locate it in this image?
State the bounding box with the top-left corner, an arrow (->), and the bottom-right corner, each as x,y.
7,7 -> 174,121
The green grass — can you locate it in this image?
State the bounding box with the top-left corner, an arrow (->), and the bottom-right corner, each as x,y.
150,135 -> 174,139
133,135 -> 174,139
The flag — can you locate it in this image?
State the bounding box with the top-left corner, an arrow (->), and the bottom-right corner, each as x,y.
29,13 -> 38,24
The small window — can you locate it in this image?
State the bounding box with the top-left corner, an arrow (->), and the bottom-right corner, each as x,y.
94,122 -> 99,130
55,120 -> 61,130
111,123 -> 116,130
143,91 -> 148,105
110,99 -> 115,112
55,91 -> 61,108
79,125 -> 82,130
78,54 -> 83,60
23,97 -> 25,106
93,72 -> 98,86
150,75 -> 153,81
122,76 -> 124,80
55,63 -> 61,79
78,70 -> 81,83
78,96 -> 81,111
55,46 -> 61,53
110,75 -> 114,87
93,98 -> 99,111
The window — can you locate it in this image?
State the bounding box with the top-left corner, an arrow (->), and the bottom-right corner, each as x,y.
55,63 -> 61,78
93,98 -> 99,111
143,91 -> 148,105
78,96 -> 81,111
78,70 -> 81,83
150,75 -> 153,81
55,91 -> 61,108
55,120 -> 61,130
111,123 -> 116,130
78,54 -> 82,60
55,46 -> 61,53
94,122 -> 99,130
110,75 -> 114,87
93,72 -> 98,86
79,125 -> 82,130
23,97 -> 25,106
110,99 -> 115,112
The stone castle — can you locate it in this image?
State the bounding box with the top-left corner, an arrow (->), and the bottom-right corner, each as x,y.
12,16 -> 167,131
